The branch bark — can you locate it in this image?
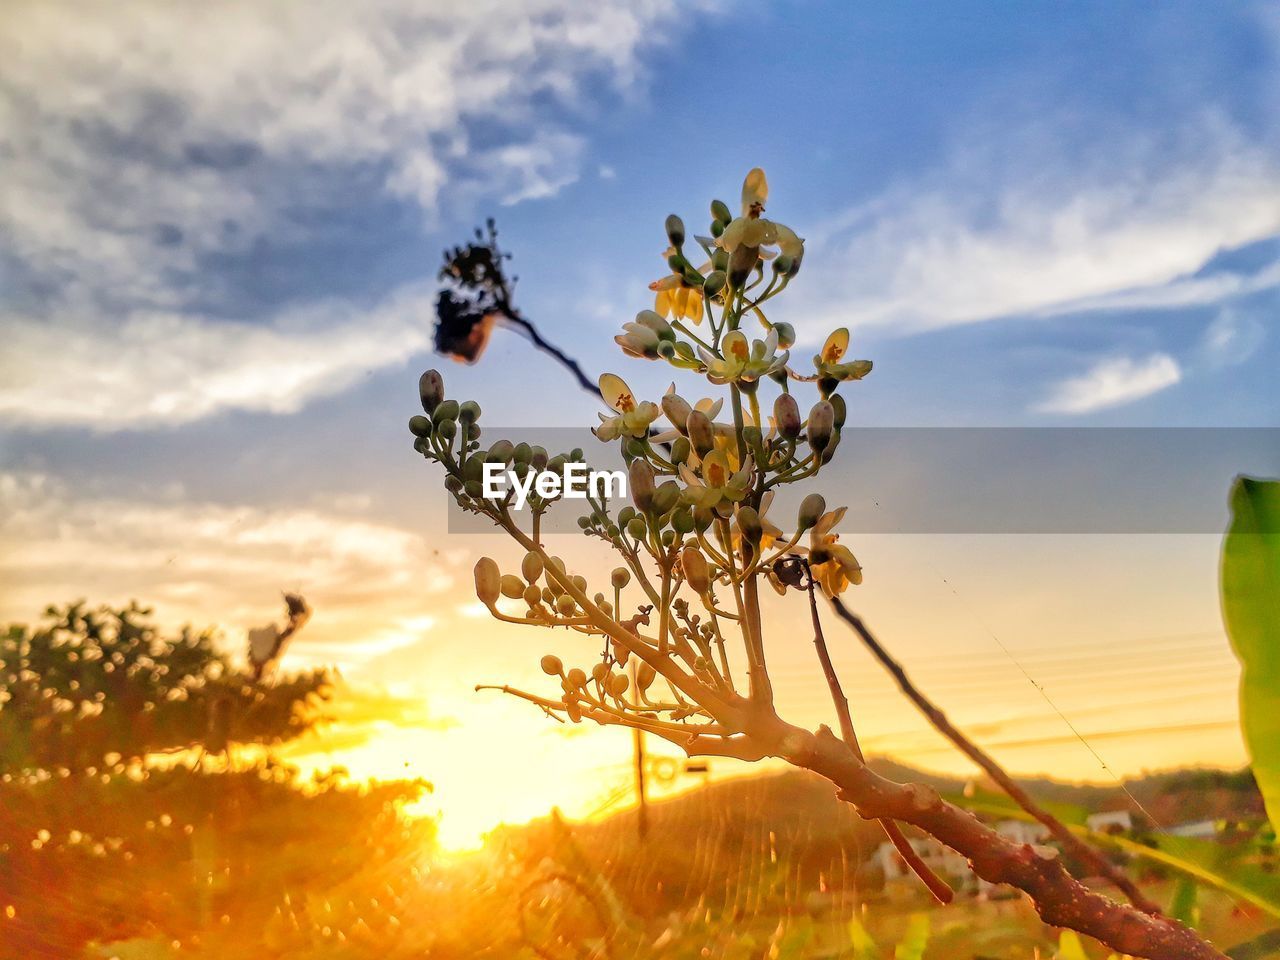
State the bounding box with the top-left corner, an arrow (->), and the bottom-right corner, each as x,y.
827,597 -> 1163,915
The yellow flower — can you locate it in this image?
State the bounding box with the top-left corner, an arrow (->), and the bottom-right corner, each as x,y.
594,373 -> 660,441
730,490 -> 784,556
652,275 -> 705,322
814,328 -> 872,382
715,169 -> 805,276
615,310 -> 674,360
808,506 -> 863,597
678,449 -> 752,510
699,329 -> 788,385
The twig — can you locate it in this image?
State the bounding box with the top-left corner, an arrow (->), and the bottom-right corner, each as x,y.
827,596 -> 1163,916
499,311 -> 598,398
805,578 -> 955,904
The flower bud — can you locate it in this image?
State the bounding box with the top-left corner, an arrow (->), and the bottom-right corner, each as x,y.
459,400 -> 480,422
736,505 -> 763,545
773,322 -> 796,350
670,436 -> 691,465
807,400 -> 835,453
626,516 -> 648,541
530,446 -> 548,471
687,410 -> 715,457
637,661 -> 657,691
661,392 -> 693,432
797,494 -> 827,531
609,673 -> 630,697
681,545 -> 710,594
592,663 -> 609,683
671,506 -> 694,534
773,393 -> 801,439
523,584 -> 541,607
513,442 -> 533,464
434,399 -> 459,423
617,506 -> 636,527
652,480 -> 680,515
566,667 -> 587,689
418,369 -> 444,414
540,654 -> 564,676
772,254 -> 793,275
728,244 -> 757,289
665,213 -> 685,248
611,567 -> 631,589
629,459 -> 656,512
702,271 -> 726,298
710,199 -> 732,225
437,418 -> 457,440
556,594 -> 577,616
522,551 -> 543,583
409,415 -> 432,438
693,506 -> 715,532
474,557 -> 501,606
487,439 -> 514,464
624,438 -> 646,460
500,574 -> 525,600
830,393 -> 847,429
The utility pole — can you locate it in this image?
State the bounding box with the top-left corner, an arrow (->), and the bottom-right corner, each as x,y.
629,659 -> 649,839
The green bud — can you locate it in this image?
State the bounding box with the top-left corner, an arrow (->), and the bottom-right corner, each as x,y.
772,254 -> 793,275
710,199 -> 732,225
513,442 -> 533,464
665,213 -> 686,248
618,506 -> 636,527
681,545 -> 710,594
474,558 -> 501,605
611,567 -> 631,589
577,516 -> 592,529
500,574 -> 525,600
830,393 -> 847,429
736,505 -> 763,545
671,507 -> 694,534
418,369 -> 444,414
693,506 -> 715,532
459,400 -> 480,422
530,446 -> 548,470
798,493 -> 827,531
667,252 -> 688,273
434,399 -> 460,423
712,248 -> 729,272
773,322 -> 796,350
623,437 -> 647,460
687,410 -> 715,457
652,480 -> 680,515
670,436 -> 691,465
629,459 -> 656,511
463,480 -> 483,499
702,271 -> 726,298
807,400 -> 835,453
523,584 -> 542,607
661,529 -> 677,547
437,418 -> 457,440
774,393 -> 801,439
487,439 -> 514,463
626,516 -> 648,541
409,415 -> 432,438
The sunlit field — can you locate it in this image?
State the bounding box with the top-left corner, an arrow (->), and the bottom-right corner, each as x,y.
4,3 -> 1280,959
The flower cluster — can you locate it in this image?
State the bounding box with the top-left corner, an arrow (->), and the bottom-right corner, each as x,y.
409,168 -> 873,740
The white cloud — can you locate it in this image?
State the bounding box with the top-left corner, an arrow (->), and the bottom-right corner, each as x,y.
0,471 -> 459,671
0,284 -> 436,429
1033,353 -> 1183,415
798,116 -> 1280,336
1197,307 -> 1267,369
0,0 -> 678,307
0,1 -> 684,431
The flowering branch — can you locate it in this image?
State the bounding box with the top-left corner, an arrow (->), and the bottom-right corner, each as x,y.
406,169 -> 1226,960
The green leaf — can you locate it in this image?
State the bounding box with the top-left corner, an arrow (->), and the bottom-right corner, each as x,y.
1056,930 -> 1089,960
1221,475 -> 1280,835
894,913 -> 930,960
1167,876 -> 1199,928
848,915 -> 880,959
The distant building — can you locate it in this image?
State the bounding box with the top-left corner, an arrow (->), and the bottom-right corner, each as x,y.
874,820 -> 1055,898
1165,819 -> 1218,839
1086,810 -> 1134,835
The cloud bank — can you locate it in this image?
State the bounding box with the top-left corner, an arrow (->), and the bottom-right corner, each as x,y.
1033,353 -> 1183,415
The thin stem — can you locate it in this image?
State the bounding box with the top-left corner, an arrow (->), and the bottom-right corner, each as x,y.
806,580 -> 954,905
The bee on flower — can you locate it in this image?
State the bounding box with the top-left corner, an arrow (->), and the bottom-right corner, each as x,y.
594,373 -> 661,441
700,328 -> 789,386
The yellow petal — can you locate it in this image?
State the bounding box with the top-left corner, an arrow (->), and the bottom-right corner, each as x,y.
599,373 -> 635,413
655,288 -> 672,317
821,328 -> 849,364
741,168 -> 768,216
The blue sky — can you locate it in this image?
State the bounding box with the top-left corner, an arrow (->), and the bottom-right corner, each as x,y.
0,2 -> 1276,826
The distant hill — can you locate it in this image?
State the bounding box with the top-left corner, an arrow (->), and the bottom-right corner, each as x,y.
491,758 -> 1263,918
